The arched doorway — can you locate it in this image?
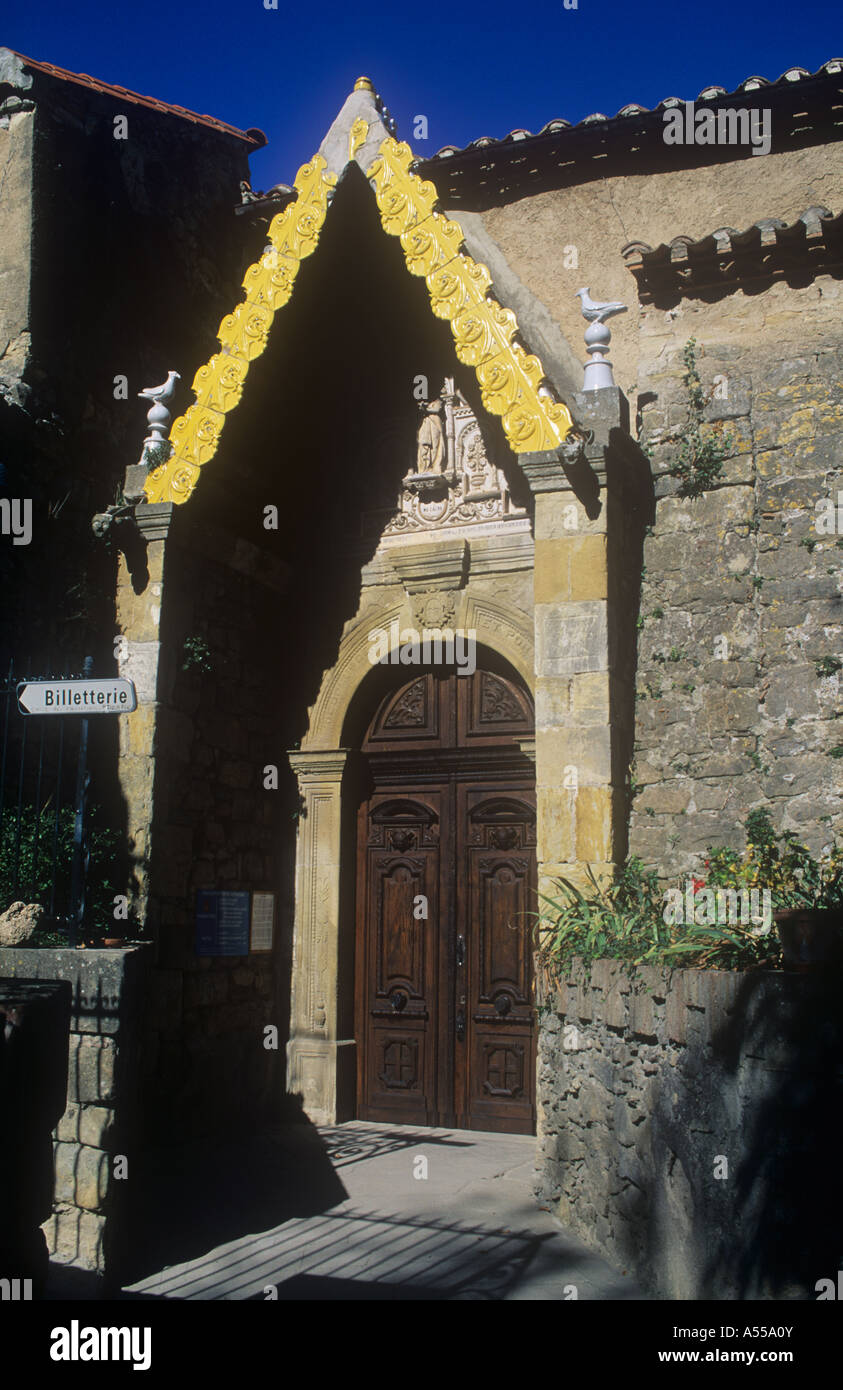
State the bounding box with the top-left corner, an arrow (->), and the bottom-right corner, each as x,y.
354,665 -> 537,1134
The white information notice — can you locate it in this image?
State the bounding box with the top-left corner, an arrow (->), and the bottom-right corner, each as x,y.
250,892 -> 275,953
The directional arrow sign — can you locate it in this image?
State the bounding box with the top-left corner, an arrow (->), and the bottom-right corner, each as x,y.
17,678 -> 138,715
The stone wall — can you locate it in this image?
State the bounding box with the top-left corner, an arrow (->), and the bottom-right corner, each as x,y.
451,128 -> 842,399
0,946 -> 147,1275
629,273 -> 843,877
134,511 -> 292,1143
536,958 -> 843,1299
0,46 -> 256,667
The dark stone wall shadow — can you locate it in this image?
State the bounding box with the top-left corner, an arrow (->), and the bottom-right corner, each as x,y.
704,969 -> 843,1298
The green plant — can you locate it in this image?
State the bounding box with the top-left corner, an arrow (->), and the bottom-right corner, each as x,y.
143,441 -> 173,471
800,537 -> 817,554
709,809 -> 843,913
182,636 -> 213,673
533,859 -> 671,988
829,746 -> 843,759
751,576 -> 764,590
670,339 -> 734,497
0,803 -> 127,941
651,607 -> 664,620
533,811 -> 843,986
815,656 -> 842,678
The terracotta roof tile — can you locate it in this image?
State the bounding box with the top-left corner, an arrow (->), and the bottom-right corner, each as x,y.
622,206 -> 843,302
6,49 -> 266,148
426,58 -> 843,161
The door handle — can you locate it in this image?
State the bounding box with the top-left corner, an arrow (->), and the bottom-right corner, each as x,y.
456,935 -> 465,968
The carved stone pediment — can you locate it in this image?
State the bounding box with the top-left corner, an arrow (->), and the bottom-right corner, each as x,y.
374,380 -> 528,543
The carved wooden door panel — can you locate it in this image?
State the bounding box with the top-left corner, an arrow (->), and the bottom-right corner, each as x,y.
456,790 -> 536,1134
356,669 -> 536,1134
356,793 -> 444,1125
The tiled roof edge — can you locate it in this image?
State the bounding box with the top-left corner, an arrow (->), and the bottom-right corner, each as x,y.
425,59 -> 843,161
623,206 -> 841,264
3,49 -> 267,149
621,206 -> 843,300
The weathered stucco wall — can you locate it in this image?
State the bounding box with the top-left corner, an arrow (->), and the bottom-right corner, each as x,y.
536,958 -> 843,1299
629,273 -> 843,875
456,142 -> 842,397
0,103 -> 34,402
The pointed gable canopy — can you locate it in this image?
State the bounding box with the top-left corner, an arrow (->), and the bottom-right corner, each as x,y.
145,78 -> 575,505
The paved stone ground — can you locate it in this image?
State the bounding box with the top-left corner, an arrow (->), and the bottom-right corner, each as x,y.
114,1121 -> 645,1301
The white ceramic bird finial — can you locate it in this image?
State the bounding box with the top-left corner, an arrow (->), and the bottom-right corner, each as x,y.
138,370 -> 181,406
575,288 -> 628,324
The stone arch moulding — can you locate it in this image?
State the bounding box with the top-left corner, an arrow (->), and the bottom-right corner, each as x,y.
302,592 -> 535,750
143,86 -> 576,507
286,589 -> 535,1125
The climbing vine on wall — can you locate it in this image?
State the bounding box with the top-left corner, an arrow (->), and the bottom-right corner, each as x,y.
670,339 -> 734,497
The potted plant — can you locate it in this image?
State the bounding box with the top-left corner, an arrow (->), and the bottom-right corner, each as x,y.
737,810 -> 843,970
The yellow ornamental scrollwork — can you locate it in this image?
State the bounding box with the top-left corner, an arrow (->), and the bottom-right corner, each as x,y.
168,406 -> 226,467
368,139 -> 439,237
427,255 -> 491,320
192,354 -> 248,414
242,250 -> 300,314
218,301 -> 273,362
367,135 -> 574,453
144,155 -> 335,505
401,214 -> 464,277
267,156 -> 335,260
349,117 -> 369,161
143,130 -> 573,509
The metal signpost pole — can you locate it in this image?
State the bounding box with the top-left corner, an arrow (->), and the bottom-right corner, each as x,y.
68,657 -> 93,948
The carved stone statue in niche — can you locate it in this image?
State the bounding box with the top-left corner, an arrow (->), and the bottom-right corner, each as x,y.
416,399 -> 445,474
378,378 -> 528,539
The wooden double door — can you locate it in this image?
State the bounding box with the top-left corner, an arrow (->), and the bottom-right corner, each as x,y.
354,667 -> 537,1134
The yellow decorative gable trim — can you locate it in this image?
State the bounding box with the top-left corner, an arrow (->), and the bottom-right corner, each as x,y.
367,138 -> 573,453
144,155 -> 336,504
144,138 -> 572,505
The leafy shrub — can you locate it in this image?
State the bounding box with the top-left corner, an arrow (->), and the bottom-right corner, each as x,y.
0,802 -> 126,941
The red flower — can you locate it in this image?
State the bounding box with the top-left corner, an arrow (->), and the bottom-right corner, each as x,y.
692,877 -> 705,894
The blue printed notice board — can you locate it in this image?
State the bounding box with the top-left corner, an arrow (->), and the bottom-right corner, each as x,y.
195,890 -> 251,956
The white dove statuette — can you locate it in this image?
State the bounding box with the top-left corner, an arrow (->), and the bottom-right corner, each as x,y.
138,370 -> 181,405
575,291 -> 626,389
575,288 -> 628,324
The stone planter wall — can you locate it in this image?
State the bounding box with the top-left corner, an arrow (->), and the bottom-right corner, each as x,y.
0,946 -> 148,1275
536,958 -> 843,1299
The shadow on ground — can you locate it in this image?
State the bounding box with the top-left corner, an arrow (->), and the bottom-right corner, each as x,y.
115,1114 -> 345,1286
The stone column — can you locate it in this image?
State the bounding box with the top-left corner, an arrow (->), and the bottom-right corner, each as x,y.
114,495 -> 175,937
520,389 -> 635,899
286,748 -> 353,1126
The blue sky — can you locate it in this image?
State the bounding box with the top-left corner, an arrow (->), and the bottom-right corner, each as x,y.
4,0 -> 841,184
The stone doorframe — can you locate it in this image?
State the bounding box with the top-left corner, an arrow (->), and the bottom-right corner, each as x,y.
286,591 -> 535,1125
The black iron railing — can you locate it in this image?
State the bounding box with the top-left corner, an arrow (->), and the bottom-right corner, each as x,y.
0,658 -> 88,943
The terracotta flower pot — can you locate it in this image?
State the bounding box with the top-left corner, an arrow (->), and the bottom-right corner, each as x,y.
102,937 -> 126,949
775,908 -> 843,970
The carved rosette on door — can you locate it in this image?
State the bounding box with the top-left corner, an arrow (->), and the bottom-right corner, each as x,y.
355,667 -> 537,1134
